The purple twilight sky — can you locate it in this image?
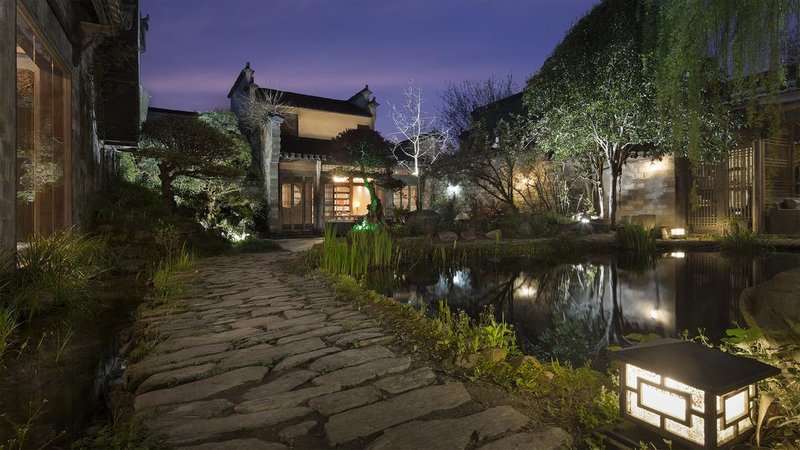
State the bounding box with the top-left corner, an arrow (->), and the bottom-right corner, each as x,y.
140,0 -> 598,135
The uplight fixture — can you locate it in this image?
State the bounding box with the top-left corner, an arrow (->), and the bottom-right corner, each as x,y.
333,176 -> 349,183
670,228 -> 686,238
609,339 -> 779,449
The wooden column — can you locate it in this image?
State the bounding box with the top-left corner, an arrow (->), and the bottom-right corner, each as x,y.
0,2 -> 16,260
314,160 -> 323,229
752,139 -> 765,233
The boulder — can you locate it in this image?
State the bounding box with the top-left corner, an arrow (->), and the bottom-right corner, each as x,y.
480,347 -> 508,363
631,214 -> 657,229
781,198 -> 800,209
437,231 -> 458,242
407,210 -> 440,235
740,268 -> 800,347
509,355 -> 540,369
485,229 -> 502,241
459,229 -> 477,241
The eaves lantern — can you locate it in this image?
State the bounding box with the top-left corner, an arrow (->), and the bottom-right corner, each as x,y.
609,338 -> 780,449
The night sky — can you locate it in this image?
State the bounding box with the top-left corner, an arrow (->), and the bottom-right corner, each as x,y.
140,0 -> 597,135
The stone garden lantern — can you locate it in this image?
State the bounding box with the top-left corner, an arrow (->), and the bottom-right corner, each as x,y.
609,338 -> 780,449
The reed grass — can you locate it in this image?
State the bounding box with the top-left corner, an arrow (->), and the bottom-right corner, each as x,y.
615,223 -> 655,253
718,229 -> 771,258
322,226 -> 394,276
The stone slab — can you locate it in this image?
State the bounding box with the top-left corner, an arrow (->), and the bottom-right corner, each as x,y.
179,439 -> 286,450
373,367 -> 436,395
308,346 -> 395,373
477,427 -> 572,450
324,383 -> 471,445
312,357 -> 411,388
235,383 -> 341,413
272,347 -> 341,372
136,363 -> 216,395
219,338 -> 326,370
241,369 -> 319,400
163,407 -> 313,446
308,386 -> 382,416
144,398 -> 234,433
279,420 -> 317,442
367,405 -> 529,450
134,366 -> 268,411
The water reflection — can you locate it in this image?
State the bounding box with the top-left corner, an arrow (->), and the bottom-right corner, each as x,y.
365,252 -> 800,368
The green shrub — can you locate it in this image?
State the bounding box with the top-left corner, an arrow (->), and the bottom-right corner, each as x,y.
691,327 -> 800,446
718,229 -> 771,258
234,237 -> 281,253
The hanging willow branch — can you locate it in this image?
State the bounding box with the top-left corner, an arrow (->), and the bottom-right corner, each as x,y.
648,0 -> 800,160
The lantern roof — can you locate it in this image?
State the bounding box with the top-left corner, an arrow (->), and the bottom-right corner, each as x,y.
610,338 -> 780,395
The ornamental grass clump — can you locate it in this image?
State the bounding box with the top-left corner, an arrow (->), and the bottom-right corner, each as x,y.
13,229 -> 109,316
615,223 -> 654,254
718,229 -> 771,258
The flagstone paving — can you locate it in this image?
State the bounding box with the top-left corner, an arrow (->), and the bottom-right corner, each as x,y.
128,252 -> 571,449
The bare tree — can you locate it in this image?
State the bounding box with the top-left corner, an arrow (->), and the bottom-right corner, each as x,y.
236,90 -> 288,131
438,74 -> 517,140
389,80 -> 452,210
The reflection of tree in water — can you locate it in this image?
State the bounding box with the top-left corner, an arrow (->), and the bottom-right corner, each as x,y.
522,262 -> 632,366
373,259 -> 638,366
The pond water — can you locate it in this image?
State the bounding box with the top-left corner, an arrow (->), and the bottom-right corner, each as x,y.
0,275 -> 142,448
365,252 -> 800,368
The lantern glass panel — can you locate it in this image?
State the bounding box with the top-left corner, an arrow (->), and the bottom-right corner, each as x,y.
626,364 -> 660,389
640,382 -> 688,422
665,377 -> 705,413
665,415 -> 705,446
626,392 -> 661,427
724,391 -> 748,424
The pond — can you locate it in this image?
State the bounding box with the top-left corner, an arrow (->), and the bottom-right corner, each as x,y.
365,252 -> 800,368
0,275 -> 142,448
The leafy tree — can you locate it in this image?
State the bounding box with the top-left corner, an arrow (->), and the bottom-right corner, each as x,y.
647,0 -> 799,157
331,128 -> 403,225
525,0 -> 664,226
138,114 -> 244,213
435,116 -> 533,214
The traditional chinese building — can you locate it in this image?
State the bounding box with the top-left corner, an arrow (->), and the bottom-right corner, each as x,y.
228,63 -> 421,232
0,0 -> 147,256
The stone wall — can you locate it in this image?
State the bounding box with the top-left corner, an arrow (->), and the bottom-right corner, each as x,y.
615,155 -> 679,227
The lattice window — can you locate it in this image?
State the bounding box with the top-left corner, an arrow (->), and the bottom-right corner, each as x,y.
726,147 -> 753,225
689,164 -> 718,229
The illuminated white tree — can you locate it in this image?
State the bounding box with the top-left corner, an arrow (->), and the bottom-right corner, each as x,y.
389,80 -> 452,210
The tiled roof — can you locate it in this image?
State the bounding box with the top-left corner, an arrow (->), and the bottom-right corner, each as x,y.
280,136 -> 340,161
258,88 -> 372,117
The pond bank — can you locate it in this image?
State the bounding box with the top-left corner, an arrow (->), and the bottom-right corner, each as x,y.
125,252 -> 572,449
0,272 -> 143,448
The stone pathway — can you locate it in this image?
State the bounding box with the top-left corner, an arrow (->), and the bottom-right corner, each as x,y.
127,252 -> 570,449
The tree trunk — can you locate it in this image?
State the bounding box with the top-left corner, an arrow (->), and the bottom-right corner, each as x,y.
415,175 -> 424,210
610,168 -> 618,226
159,165 -> 176,214
596,163 -> 605,219
364,181 -> 384,224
